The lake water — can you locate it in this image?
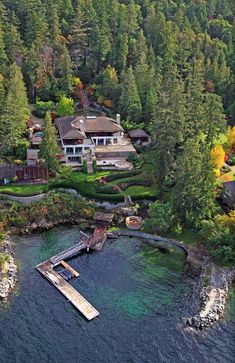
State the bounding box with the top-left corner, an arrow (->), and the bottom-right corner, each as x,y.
0,226 -> 234,363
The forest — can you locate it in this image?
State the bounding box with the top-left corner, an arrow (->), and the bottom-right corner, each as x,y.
0,0 -> 235,263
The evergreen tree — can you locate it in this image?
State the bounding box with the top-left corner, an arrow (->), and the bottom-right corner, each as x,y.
151,68 -> 186,191
0,23 -> 7,70
119,66 -> 142,122
173,137 -> 216,227
39,111 -> 59,172
1,63 -> 29,154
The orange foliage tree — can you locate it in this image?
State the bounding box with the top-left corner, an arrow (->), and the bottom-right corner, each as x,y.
211,144 -> 225,171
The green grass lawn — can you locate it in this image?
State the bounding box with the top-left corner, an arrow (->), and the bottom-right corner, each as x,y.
0,166 -> 158,201
0,183 -> 48,196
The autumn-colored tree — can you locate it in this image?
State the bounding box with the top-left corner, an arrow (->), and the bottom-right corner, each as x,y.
227,126 -> 235,149
211,144 -> 225,170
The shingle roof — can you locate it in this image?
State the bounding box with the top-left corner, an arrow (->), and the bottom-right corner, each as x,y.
0,165 -> 21,179
128,128 -> 149,138
74,116 -> 123,133
223,181 -> 235,193
55,115 -> 124,139
55,116 -> 85,140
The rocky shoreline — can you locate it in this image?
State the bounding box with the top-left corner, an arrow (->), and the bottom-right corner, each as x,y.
186,263 -> 235,331
0,236 -> 17,300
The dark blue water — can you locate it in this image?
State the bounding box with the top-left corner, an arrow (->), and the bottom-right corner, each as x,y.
0,226 -> 234,363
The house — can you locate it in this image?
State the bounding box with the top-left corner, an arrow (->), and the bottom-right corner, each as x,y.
128,128 -> 150,145
0,165 -> 48,185
222,181 -> 235,209
27,149 -> 39,166
55,114 -> 136,166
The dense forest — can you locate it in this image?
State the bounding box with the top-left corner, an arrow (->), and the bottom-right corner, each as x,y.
0,0 -> 235,262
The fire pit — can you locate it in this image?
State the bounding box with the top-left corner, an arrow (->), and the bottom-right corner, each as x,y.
126,216 -> 143,230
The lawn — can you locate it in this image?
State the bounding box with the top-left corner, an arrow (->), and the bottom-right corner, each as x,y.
0,166 -> 159,201
0,183 -> 48,196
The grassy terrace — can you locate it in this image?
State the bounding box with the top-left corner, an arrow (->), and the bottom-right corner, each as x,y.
0,165 -> 158,201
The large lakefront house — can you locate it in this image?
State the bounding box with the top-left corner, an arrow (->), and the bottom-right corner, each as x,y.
55,114 -> 136,167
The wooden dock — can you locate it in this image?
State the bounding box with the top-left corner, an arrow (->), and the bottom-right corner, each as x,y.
36,261 -> 99,321
36,212 -> 114,320
60,260 -> 80,277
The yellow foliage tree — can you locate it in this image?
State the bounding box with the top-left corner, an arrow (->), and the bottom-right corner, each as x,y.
227,126 -> 235,148
211,144 -> 225,170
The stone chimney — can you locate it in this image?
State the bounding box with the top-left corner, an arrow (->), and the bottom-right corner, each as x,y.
116,114 -> 121,124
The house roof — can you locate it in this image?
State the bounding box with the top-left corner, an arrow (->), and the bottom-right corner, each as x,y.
0,165 -> 21,179
31,136 -> 43,145
27,149 -> 39,160
94,212 -> 114,223
223,181 -> 235,193
73,116 -> 123,133
55,115 -> 123,141
55,116 -> 85,140
128,128 -> 149,138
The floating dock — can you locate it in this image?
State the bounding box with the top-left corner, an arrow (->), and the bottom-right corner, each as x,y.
36,212 -> 114,321
36,261 -> 99,321
60,260 -> 80,277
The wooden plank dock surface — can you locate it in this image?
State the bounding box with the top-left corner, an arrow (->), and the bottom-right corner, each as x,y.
36,261 -> 99,321
50,242 -> 85,266
60,260 -> 80,277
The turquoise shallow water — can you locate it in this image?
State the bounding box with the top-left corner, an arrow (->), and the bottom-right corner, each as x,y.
0,225 -> 234,363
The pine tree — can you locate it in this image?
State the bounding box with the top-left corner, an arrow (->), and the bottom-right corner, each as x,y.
4,22 -> 25,64
119,66 -> 142,122
173,137 -> 216,227
1,63 -> 29,154
39,111 -> 60,172
151,68 -> 186,191
0,23 -> 7,70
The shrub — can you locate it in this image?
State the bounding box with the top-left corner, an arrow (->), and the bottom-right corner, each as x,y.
105,169 -> 141,182
93,159 -> 97,173
199,219 -> 235,265
116,178 -> 151,190
95,185 -> 119,194
83,160 -> 87,173
13,139 -> 30,160
127,152 -> 139,165
144,201 -> 174,233
33,100 -> 54,118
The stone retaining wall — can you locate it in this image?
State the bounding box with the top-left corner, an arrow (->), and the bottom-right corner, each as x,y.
0,193 -> 47,204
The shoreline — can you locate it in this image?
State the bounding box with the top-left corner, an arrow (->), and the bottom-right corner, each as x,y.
0,236 -> 17,300
0,204 -> 234,329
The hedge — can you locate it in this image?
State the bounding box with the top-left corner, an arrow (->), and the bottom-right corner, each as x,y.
95,185 -> 119,194
105,169 -> 142,182
116,179 -> 151,190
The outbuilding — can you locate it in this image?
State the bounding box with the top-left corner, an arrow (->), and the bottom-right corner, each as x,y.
128,129 -> 150,145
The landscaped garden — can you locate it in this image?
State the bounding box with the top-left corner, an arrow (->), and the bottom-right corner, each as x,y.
0,163 -> 158,201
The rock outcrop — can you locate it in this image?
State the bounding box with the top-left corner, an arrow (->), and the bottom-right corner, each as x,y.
0,237 -> 17,300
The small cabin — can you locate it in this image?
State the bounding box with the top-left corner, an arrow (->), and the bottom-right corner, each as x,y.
222,181 -> 235,209
93,212 -> 114,227
128,129 -> 150,145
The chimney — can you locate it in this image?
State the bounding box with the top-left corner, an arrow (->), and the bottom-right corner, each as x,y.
116,114 -> 121,124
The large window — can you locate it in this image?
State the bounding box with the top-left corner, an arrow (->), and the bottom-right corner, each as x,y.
75,147 -> 82,154
66,147 -> 73,155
